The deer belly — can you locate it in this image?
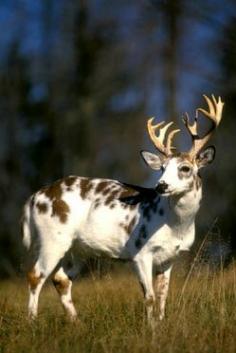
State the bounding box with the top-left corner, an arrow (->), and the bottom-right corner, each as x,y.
73,211 -> 132,259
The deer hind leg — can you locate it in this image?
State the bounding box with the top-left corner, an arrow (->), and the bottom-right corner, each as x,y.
27,261 -> 46,320
154,266 -> 172,320
52,260 -> 80,320
27,240 -> 73,319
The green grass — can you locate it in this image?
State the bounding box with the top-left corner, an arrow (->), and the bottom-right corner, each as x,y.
0,262 -> 235,353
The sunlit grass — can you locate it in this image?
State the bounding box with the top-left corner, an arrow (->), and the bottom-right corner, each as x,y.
0,262 -> 235,353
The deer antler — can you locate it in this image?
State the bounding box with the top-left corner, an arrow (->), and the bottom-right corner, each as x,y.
183,95 -> 224,158
147,117 -> 180,157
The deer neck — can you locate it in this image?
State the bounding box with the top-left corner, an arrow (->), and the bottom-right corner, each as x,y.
167,185 -> 202,232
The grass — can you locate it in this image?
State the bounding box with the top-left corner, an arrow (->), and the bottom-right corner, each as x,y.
0,261 -> 235,353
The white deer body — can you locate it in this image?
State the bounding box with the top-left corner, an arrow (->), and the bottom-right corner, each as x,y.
21,95 -> 223,326
26,178 -> 199,261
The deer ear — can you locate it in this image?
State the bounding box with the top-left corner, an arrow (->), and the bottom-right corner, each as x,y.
196,146 -> 216,169
140,150 -> 165,170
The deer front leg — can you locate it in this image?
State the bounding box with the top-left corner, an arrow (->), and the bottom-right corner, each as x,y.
154,266 -> 172,320
134,255 -> 155,329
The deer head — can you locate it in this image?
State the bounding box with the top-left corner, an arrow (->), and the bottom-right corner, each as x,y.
141,95 -> 224,195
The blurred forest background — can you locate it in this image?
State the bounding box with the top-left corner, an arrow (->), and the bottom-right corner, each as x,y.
0,0 -> 236,277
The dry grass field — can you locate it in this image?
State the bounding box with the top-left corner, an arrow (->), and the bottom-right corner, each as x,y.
0,260 -> 235,353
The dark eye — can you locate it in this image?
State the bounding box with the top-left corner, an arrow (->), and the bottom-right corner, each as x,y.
180,165 -> 191,173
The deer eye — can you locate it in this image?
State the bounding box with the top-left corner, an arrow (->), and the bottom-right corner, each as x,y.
180,165 -> 191,173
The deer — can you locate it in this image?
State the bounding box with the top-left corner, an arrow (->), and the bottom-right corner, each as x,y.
21,94 -> 224,328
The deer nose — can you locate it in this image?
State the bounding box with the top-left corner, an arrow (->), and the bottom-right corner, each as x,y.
156,181 -> 168,194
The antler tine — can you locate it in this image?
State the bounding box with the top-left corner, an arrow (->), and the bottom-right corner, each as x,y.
185,95 -> 224,158
158,121 -> 174,141
197,94 -> 224,127
166,128 -> 180,154
182,112 -> 198,136
147,117 -> 179,156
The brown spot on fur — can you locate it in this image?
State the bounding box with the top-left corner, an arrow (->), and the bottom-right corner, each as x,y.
94,202 -> 101,209
43,180 -> 63,201
27,268 -> 43,291
188,181 -> 194,190
119,188 -> 137,199
64,176 -> 77,187
120,217 -> 136,235
173,152 -> 194,163
105,190 -> 120,205
119,222 -> 125,230
120,203 -> 127,209
95,181 -> 109,194
80,178 -> 93,199
103,187 -> 112,196
145,296 -> 155,306
52,199 -> 70,223
52,274 -> 70,295
155,273 -> 168,298
127,217 -> 136,234
39,179 -> 70,223
36,202 -> 48,214
94,197 -> 101,209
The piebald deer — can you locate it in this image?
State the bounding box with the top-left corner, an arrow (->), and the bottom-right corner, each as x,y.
21,95 -> 224,326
